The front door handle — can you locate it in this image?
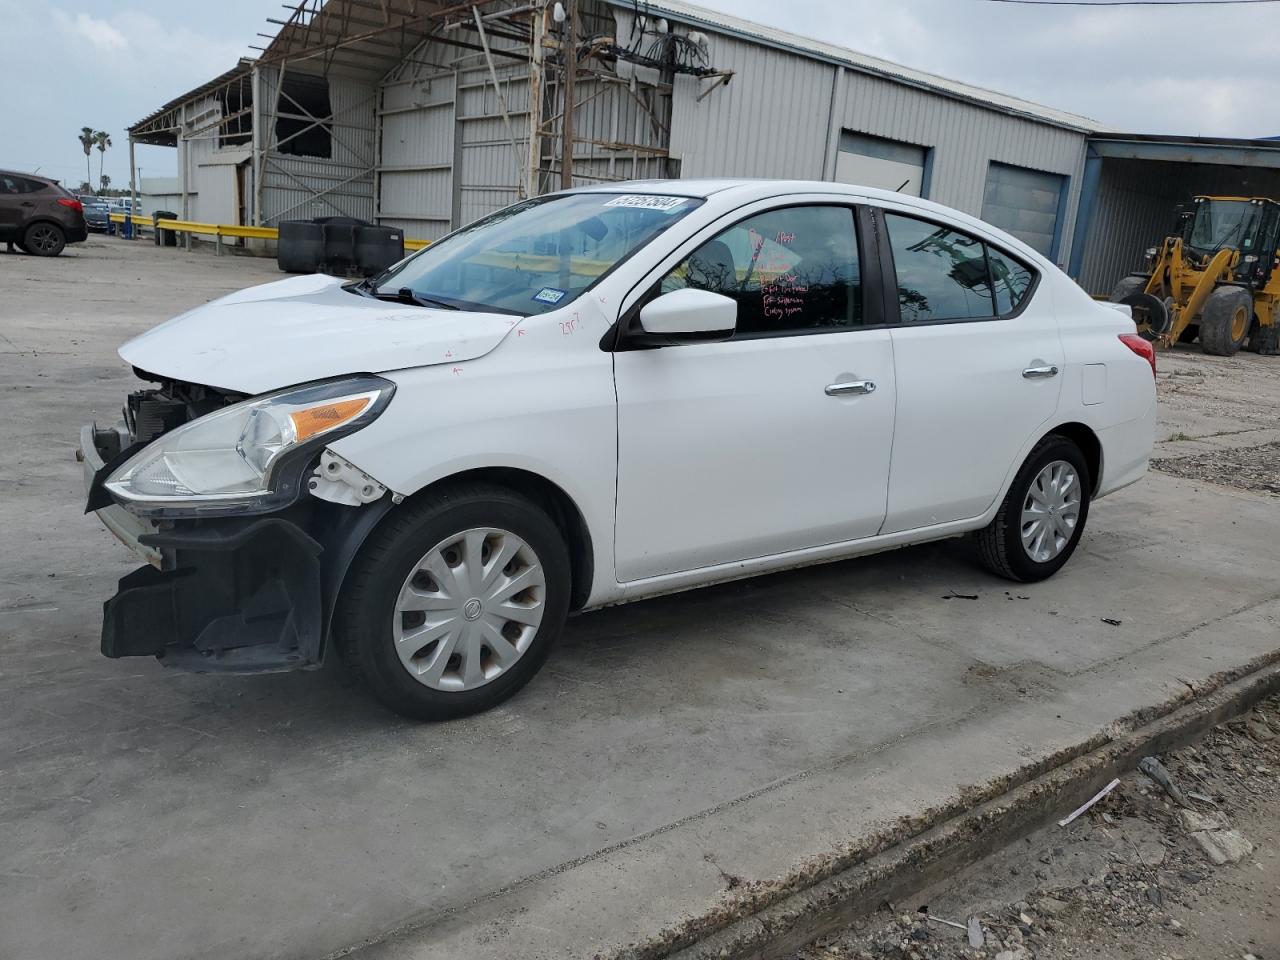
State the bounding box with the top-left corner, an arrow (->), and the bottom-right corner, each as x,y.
825,380 -> 876,397
1022,365 -> 1059,379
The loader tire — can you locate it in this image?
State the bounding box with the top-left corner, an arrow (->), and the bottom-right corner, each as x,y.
1108,275 -> 1148,303
1199,286 -> 1252,357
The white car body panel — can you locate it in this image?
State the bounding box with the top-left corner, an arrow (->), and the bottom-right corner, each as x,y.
113,179 -> 1156,611
118,274 -> 520,395
613,328 -> 896,581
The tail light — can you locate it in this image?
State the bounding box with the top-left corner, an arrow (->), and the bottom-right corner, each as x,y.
57,197 -> 83,213
1118,333 -> 1156,378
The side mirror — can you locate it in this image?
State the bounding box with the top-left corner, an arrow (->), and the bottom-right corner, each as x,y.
636,288 -> 736,344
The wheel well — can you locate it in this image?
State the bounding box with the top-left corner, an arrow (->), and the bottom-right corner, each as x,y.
1047,422 -> 1102,494
409,467 -> 595,610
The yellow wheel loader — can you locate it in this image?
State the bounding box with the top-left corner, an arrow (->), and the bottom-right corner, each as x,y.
1109,196 -> 1280,357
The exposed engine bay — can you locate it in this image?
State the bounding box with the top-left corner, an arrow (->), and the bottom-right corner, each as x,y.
87,369 -> 246,463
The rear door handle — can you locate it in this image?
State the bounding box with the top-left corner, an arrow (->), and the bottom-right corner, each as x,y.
825,380 -> 876,396
1022,365 -> 1059,379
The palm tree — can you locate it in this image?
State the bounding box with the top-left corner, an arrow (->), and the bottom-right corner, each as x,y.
78,127 -> 95,190
94,131 -> 112,194
99,174 -> 112,193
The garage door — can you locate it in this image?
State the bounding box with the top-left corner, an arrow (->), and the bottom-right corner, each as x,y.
981,161 -> 1064,257
834,131 -> 927,197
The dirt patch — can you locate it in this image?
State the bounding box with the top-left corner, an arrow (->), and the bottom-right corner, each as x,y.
1152,442 -> 1280,496
793,695 -> 1280,960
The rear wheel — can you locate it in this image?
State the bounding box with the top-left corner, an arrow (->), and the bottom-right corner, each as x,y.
335,484 -> 571,721
22,222 -> 65,257
1199,286 -> 1252,356
976,436 -> 1091,582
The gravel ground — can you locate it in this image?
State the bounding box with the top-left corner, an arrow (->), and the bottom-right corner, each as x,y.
1152,442 -> 1280,496
793,695 -> 1280,960
1148,347 -> 1280,496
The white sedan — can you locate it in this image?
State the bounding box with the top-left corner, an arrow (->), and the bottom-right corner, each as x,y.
81,180 -> 1156,720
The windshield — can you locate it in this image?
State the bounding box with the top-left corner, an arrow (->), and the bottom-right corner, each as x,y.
369,192 -> 703,316
1186,200 -> 1261,255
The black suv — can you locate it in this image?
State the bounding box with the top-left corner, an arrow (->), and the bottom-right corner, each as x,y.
0,170 -> 89,256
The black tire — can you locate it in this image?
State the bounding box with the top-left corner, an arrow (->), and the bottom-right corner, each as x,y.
1108,275 -> 1148,302
1243,313 -> 1263,353
976,435 -> 1092,583
1199,286 -> 1252,357
334,484 -> 571,721
23,221 -> 65,257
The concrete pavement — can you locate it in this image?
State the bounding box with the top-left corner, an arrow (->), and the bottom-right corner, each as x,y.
1,237 -> 1277,960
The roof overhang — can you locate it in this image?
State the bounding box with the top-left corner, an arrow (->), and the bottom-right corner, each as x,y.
255,0 -> 524,81
1088,133 -> 1280,170
127,61 -> 255,147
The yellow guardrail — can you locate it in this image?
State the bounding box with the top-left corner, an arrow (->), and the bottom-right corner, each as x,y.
109,212 -> 433,252
107,211 -> 148,231
103,217 -> 617,277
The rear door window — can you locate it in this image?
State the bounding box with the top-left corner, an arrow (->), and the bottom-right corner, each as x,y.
884,212 -> 1037,322
884,213 -> 993,322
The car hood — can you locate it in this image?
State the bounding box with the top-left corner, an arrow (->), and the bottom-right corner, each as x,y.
119,274 -> 521,394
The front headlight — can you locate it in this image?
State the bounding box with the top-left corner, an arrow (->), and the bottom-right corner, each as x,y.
105,375 -> 395,514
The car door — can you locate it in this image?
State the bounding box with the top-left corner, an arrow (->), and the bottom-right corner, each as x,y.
0,175 -> 27,240
876,207 -> 1063,534
612,201 -> 897,583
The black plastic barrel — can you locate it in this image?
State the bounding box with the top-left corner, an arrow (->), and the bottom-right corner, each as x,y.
152,211 -> 178,247
277,220 -> 325,274
354,225 -> 405,276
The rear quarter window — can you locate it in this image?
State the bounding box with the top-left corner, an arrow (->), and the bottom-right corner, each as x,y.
988,245 -> 1035,314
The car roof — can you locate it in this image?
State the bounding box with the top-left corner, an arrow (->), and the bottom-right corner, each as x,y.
568,177 -> 960,209
0,169 -> 54,183
569,177 -> 1052,271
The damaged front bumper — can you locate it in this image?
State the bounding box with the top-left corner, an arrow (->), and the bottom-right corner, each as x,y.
80,422 -> 391,674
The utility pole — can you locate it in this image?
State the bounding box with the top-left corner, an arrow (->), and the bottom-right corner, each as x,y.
527,2 -> 546,197
128,137 -> 137,239
559,0 -> 576,190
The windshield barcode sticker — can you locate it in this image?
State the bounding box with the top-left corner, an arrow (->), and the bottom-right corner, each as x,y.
533,287 -> 567,305
603,195 -> 687,211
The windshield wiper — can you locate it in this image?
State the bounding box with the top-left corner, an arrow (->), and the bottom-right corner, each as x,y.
368,286 -> 459,310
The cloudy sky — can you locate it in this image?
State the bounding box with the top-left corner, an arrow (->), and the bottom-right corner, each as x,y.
0,0 -> 1271,188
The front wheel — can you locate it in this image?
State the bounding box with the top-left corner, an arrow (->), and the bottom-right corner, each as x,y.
976,436 -> 1091,582
335,484 -> 571,721
1199,286 -> 1252,357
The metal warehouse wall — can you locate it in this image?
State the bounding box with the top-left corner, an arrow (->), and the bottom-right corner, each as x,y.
174,94 -> 246,225
378,35 -> 533,241
1077,158 -> 1280,294
377,7 -> 670,241
256,65 -> 377,224
667,28 -> 1089,267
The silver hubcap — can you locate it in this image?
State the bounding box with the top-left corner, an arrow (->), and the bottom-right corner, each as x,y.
392,527 -> 545,691
1020,460 -> 1081,563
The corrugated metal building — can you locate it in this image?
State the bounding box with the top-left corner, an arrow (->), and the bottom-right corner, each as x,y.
126,0 -> 1280,293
